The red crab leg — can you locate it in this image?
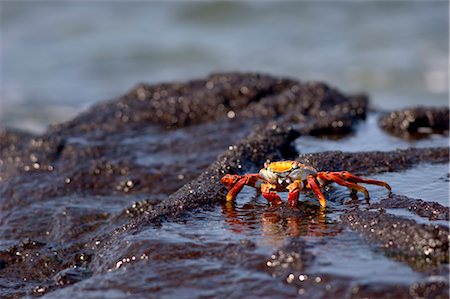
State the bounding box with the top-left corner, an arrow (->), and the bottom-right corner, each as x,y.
330,171 -> 392,191
287,181 -> 302,208
316,172 -> 330,187
224,174 -> 260,201
306,175 -> 327,208
287,189 -> 300,208
261,182 -> 283,205
321,172 -> 370,198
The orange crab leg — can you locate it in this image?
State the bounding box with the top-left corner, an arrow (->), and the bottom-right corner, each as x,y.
261,182 -> 283,205
321,172 -> 370,198
222,174 -> 260,201
330,171 -> 392,191
225,178 -> 246,201
306,175 -> 327,208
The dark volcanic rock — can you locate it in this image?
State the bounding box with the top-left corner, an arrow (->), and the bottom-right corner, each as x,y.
49,73 -> 295,134
342,208 -> 448,270
296,147 -> 449,175
49,73 -> 366,137
379,106 -> 449,137
265,237 -> 315,278
350,280 -> 449,299
371,194 -> 449,221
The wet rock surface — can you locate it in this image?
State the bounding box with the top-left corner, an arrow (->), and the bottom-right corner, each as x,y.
296,147 -> 449,175
342,209 -> 448,270
371,194 -> 449,221
379,106 -> 449,138
0,73 -> 448,298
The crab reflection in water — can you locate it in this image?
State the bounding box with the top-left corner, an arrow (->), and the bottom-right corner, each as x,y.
221,201 -> 340,249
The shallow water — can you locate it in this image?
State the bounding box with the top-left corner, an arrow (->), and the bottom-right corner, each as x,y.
370,163 -> 449,207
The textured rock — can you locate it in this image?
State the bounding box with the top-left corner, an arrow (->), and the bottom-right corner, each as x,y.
379,106 -> 449,137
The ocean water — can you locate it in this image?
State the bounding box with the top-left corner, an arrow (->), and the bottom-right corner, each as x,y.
1,2 -> 448,133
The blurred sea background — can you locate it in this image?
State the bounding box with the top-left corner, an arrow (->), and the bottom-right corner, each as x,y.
1,1 -> 448,133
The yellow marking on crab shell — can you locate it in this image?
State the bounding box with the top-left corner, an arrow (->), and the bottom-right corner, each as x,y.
267,161 -> 297,173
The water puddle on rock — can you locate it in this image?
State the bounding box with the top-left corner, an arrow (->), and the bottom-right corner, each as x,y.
369,162 -> 449,207
311,230 -> 423,285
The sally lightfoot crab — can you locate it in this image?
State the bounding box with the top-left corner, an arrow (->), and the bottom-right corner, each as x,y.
221,161 -> 391,208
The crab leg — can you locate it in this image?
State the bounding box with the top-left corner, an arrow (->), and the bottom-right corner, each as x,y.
287,190 -> 300,207
225,178 -> 247,201
286,181 -> 303,208
319,172 -> 370,198
306,175 -> 327,208
261,182 -> 283,205
329,171 -> 392,191
223,174 -> 260,201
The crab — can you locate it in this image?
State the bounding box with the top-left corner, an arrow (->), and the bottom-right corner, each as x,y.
221,160 -> 391,208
